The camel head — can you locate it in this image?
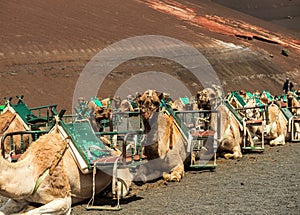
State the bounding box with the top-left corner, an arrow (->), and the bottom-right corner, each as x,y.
195,88 -> 218,110
94,106 -> 112,121
137,90 -> 163,120
286,91 -> 300,115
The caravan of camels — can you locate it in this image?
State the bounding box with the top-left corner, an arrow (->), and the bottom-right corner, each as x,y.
0,87 -> 299,214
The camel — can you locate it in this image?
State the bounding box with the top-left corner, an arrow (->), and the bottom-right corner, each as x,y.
194,88 -> 243,159
246,100 -> 287,146
263,103 -> 287,146
0,118 -> 132,214
74,97 -> 112,132
170,96 -> 193,111
194,86 -> 224,111
286,91 -> 300,140
0,106 -> 30,160
211,103 -> 243,159
287,91 -> 300,115
119,95 -> 139,112
194,89 -> 212,110
230,91 -> 287,146
260,90 -> 274,105
133,89 -> 190,182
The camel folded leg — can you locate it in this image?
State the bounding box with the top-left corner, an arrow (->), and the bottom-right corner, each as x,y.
163,164 -> 184,182
222,145 -> 243,159
0,199 -> 28,215
270,134 -> 285,146
19,197 -> 72,215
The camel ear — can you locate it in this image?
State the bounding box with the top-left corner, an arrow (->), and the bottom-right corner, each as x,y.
157,92 -> 165,101
196,92 -> 201,99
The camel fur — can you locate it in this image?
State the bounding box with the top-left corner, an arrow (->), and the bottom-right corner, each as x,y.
0,108 -> 30,159
134,90 -> 189,182
0,125 -> 132,214
211,104 -> 243,159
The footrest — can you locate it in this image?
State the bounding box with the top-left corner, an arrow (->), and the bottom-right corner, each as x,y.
242,146 -> 264,152
190,164 -> 217,169
91,154 -> 147,168
86,205 -> 122,211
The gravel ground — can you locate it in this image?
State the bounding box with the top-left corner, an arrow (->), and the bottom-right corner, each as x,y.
71,143 -> 300,215
0,143 -> 299,214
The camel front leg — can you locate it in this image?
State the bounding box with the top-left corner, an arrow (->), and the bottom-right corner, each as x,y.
0,199 -> 28,215
270,134 -> 286,146
20,197 -> 72,215
163,164 -> 184,182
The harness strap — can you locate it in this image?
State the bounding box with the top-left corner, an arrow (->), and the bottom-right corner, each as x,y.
32,168 -> 50,194
49,141 -> 68,175
0,113 -> 16,135
169,117 -> 173,150
32,140 -> 68,195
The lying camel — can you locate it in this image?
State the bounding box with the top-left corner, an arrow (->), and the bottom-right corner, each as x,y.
0,107 -> 30,160
134,90 -> 189,182
247,101 -> 287,146
285,92 -> 300,140
0,119 -> 132,214
193,88 -> 242,159
211,103 -> 243,159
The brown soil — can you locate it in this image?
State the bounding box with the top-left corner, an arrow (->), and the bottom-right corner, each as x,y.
0,0 -> 300,214
0,0 -> 300,112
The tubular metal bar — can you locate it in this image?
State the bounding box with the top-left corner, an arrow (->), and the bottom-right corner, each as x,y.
174,110 -> 221,140
1,130 -> 49,158
96,129 -> 144,164
235,105 -> 267,111
122,130 -> 144,165
109,111 -> 142,132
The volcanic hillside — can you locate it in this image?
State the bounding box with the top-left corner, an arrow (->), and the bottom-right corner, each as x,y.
0,0 -> 300,111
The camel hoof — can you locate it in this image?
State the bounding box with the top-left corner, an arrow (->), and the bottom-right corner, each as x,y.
224,154 -> 232,159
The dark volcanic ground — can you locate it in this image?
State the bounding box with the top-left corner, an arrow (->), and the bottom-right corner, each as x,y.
71,143 -> 300,215
213,0 -> 300,31
1,143 -> 298,214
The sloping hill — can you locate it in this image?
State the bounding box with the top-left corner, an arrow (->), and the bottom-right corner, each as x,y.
213,0 -> 300,31
0,0 -> 299,111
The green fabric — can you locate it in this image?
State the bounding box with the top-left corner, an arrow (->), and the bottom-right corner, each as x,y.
180,97 -> 190,106
246,92 -> 253,99
63,121 -> 111,164
130,101 -> 138,109
0,105 -> 5,112
281,107 -> 293,120
263,90 -> 274,101
12,103 -> 37,123
162,104 -> 190,139
93,99 -> 103,107
224,102 -> 244,125
232,91 -> 246,107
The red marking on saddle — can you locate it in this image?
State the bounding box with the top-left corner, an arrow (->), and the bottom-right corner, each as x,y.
246,119 -> 263,124
277,101 -> 287,107
11,154 -> 22,162
192,130 -> 215,137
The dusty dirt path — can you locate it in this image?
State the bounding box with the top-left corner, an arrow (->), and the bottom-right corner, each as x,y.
0,143 -> 298,214
70,143 -> 300,215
